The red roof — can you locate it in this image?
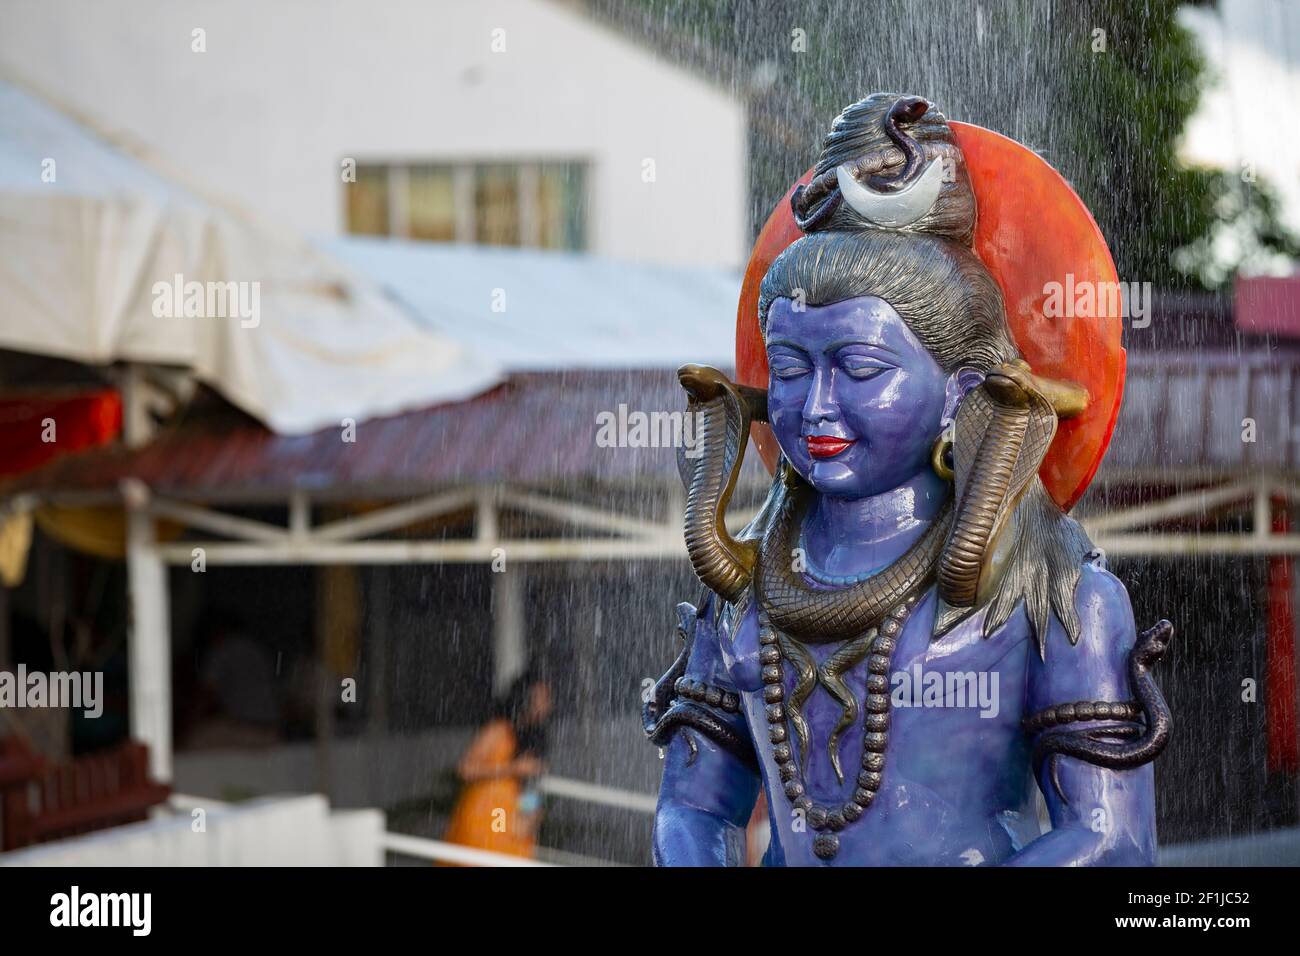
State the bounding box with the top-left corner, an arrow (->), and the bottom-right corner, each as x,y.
1235,275 -> 1300,339
9,347 -> 1300,508
1,370 -> 731,503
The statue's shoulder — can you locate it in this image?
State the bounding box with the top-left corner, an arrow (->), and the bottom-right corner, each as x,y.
1029,554 -> 1137,702
649,593 -> 741,700
1070,556 -> 1138,653
681,594 -> 729,681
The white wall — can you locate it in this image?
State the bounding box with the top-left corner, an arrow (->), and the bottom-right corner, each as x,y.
0,0 -> 747,268
0,795 -> 385,866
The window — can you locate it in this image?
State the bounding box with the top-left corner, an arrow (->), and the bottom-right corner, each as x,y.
406,166 -> 456,242
345,165 -> 391,237
344,161 -> 586,251
536,163 -> 585,251
474,164 -> 520,246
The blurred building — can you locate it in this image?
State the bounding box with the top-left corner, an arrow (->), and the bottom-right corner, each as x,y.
0,0 -> 752,863
0,0 -> 748,268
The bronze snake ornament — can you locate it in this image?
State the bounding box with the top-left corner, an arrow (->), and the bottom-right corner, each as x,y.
642,600 -> 759,771
677,365 -> 764,604
1029,619 -> 1175,802
756,485 -> 952,644
939,362 -> 1068,611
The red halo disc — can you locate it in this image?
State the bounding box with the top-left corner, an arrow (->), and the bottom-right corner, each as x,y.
734,121 -> 1125,512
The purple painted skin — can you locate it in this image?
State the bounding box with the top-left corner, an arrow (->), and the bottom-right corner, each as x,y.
653,295 -> 1156,866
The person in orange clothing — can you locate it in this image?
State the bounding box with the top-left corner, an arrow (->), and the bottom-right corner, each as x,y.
443,671 -> 553,860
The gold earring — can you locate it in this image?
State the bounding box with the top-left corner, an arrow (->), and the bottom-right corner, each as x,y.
931,426 -> 954,481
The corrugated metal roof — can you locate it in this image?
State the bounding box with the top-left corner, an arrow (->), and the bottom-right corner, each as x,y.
2,369 -> 726,503
1106,351 -> 1300,475
7,349 -> 1300,505
321,238 -> 740,371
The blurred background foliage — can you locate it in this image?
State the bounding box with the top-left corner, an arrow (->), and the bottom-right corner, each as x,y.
589,0 -> 1299,290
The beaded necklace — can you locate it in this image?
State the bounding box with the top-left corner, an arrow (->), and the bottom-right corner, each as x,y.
757,593 -> 921,861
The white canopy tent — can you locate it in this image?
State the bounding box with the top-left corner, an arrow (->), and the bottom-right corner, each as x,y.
0,78 -> 502,435
0,75 -> 503,783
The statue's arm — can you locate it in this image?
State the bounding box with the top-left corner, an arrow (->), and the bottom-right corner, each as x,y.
1006,565 -> 1161,866
645,597 -> 760,866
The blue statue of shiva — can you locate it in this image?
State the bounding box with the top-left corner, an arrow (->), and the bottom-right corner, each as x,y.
643,94 -> 1172,866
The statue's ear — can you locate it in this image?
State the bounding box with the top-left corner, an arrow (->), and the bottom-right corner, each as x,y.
942,367 -> 985,426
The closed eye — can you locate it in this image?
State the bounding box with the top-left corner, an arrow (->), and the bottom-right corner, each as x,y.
768,351 -> 811,380
840,359 -> 892,380
771,362 -> 810,380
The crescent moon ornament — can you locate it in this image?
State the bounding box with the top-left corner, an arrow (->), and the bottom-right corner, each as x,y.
835,156 -> 946,228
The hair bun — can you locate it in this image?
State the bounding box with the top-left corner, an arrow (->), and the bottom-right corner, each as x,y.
790,93 -> 976,247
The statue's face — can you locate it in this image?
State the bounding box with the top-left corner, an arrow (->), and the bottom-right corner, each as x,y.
766,295 -> 949,498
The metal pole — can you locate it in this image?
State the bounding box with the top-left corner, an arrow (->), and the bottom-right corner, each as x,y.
366,567 -> 389,808
125,501 -> 172,783
314,566 -> 336,801
492,566 -> 526,695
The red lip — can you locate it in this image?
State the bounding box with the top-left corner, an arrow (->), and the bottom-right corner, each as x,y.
805,435 -> 855,459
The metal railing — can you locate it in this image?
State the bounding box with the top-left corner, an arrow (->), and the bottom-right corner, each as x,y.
537,774 -> 656,815
381,775 -> 656,867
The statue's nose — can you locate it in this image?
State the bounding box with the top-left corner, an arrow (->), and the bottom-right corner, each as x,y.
802,368 -> 840,424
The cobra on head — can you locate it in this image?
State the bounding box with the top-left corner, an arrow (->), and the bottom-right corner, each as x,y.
792,94 -> 950,233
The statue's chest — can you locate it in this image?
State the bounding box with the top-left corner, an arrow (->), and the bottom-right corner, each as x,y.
722,588 -> 1034,780
722,588 -> 1028,689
